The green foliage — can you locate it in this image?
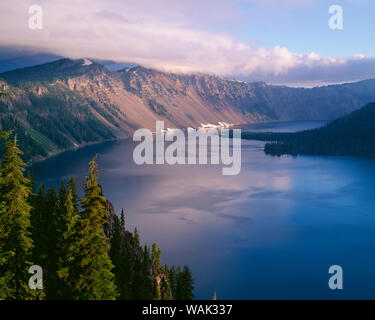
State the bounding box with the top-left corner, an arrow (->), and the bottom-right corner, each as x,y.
175,265 -> 195,300
242,102 -> 375,158
0,135 -> 34,299
169,265 -> 177,298
134,227 -> 140,246
0,137 -> 195,300
120,208 -> 125,229
152,243 -> 162,275
109,214 -> 125,298
148,99 -> 172,120
154,278 -> 161,300
74,154 -> 117,299
0,85 -> 116,163
161,266 -> 173,300
56,185 -> 80,299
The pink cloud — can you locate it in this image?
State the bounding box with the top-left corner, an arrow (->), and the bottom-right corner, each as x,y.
0,0 -> 374,85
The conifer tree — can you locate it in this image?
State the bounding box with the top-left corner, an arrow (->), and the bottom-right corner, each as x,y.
131,257 -> 146,299
109,214 -> 126,299
27,171 -> 36,202
0,136 -> 33,299
151,243 -> 161,275
154,278 -> 161,300
43,187 -> 60,299
67,177 -> 80,214
161,265 -> 173,300
184,265 -> 195,300
134,227 -> 140,246
31,185 -> 48,266
120,242 -> 132,299
0,132 -> 196,301
176,265 -> 194,300
142,245 -> 152,299
74,154 -> 117,299
120,208 -> 125,230
59,181 -> 67,203
175,265 -> 184,300
56,187 -> 80,299
169,265 -> 177,298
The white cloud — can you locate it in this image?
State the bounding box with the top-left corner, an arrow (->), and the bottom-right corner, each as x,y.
0,0 -> 374,85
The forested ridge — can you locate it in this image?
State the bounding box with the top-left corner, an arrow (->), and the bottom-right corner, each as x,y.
0,83 -> 119,162
2,58 -> 375,163
242,102 -> 375,158
0,127 -> 194,300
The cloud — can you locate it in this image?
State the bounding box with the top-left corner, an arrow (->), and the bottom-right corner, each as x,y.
0,0 -> 374,86
243,54 -> 375,86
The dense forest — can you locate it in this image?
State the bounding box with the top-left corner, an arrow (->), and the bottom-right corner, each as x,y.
0,124 -> 194,300
242,102 -> 375,158
0,85 -> 119,162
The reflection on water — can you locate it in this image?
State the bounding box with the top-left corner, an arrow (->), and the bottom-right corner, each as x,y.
31,121 -> 375,299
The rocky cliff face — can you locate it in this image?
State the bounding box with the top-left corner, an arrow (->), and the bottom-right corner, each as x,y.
1,58 -> 375,161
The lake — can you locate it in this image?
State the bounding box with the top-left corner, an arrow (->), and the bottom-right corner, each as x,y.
31,121 -> 375,299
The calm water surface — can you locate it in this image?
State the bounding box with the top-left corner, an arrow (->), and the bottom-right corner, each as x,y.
31,121 -> 375,299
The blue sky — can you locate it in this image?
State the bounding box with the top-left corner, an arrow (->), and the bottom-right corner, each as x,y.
232,0 -> 375,57
0,0 -> 374,86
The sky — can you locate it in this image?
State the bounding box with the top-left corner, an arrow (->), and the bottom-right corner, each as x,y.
0,0 -> 374,86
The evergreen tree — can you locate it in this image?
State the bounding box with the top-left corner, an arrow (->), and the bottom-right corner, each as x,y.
0,133 -> 195,300
56,187 -> 80,299
31,185 -> 48,267
169,265 -> 177,298
26,171 -> 43,299
175,265 -> 184,300
43,187 -> 60,299
120,208 -> 125,230
134,227 -> 140,246
67,177 -> 80,214
131,257 -> 146,299
151,243 -> 161,276
154,278 -> 161,300
0,136 -> 33,299
161,265 -> 173,300
141,245 -> 152,299
120,240 -> 132,299
59,181 -> 67,203
26,171 -> 36,202
109,214 -> 126,299
175,265 -> 195,300
74,154 -> 117,299
182,266 -> 195,300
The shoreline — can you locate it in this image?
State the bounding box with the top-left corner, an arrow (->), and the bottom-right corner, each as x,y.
26,120 -> 329,167
26,136 -> 130,167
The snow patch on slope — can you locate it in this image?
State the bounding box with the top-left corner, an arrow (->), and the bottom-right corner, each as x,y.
82,58 -> 93,66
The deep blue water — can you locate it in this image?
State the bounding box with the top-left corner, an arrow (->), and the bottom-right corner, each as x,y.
238,120 -> 329,133
31,121 -> 375,299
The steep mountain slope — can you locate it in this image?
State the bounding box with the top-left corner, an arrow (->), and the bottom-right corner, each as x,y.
243,102 -> 375,158
1,58 -> 375,161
